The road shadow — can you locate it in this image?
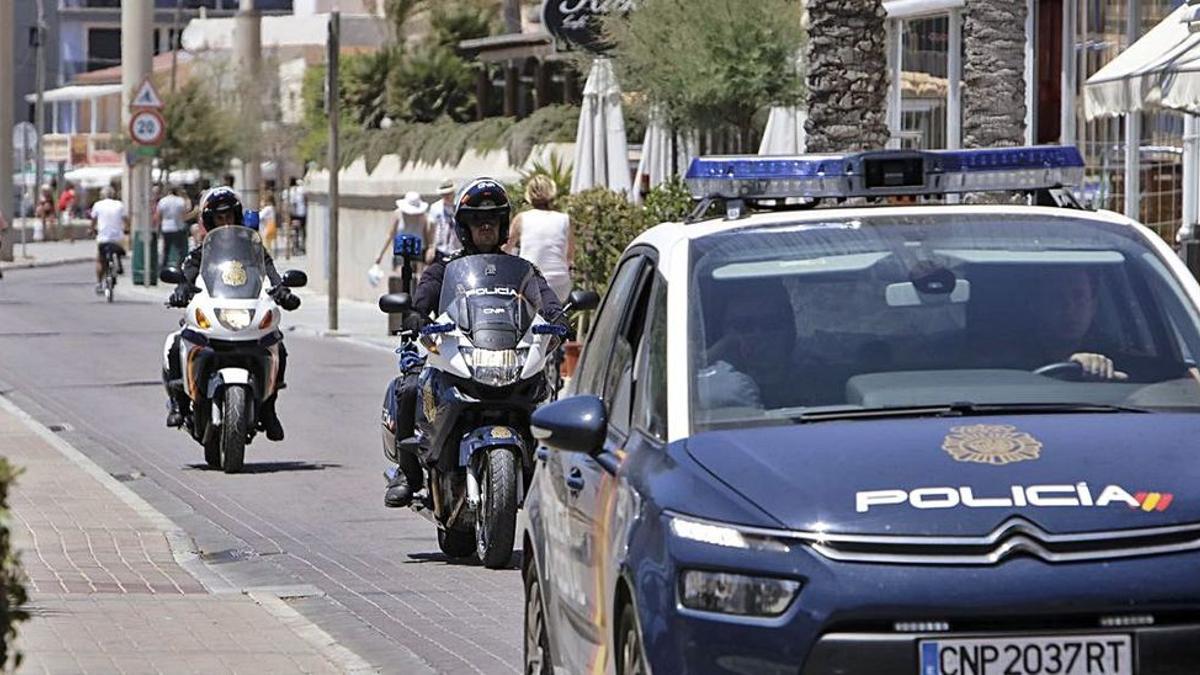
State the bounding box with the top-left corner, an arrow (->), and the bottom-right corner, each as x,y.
183,461 -> 343,474
404,549 -> 523,570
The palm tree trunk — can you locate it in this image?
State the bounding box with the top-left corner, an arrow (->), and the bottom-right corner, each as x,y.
502,0 -> 522,34
963,0 -> 1027,148
805,0 -> 890,152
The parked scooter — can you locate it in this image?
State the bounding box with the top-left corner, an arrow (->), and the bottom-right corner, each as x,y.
380,253 -> 597,568
160,226 -> 306,473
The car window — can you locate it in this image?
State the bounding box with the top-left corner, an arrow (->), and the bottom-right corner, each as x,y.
687,214 -> 1200,433
633,275 -> 668,441
605,266 -> 654,437
574,257 -> 646,397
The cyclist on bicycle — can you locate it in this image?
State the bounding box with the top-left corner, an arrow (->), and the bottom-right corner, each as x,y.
90,186 -> 127,295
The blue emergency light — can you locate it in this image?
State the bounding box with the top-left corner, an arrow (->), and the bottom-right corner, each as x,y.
684,145 -> 1085,201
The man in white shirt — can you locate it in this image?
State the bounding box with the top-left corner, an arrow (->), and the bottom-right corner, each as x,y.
155,185 -> 191,267
90,186 -> 128,294
286,177 -> 306,254
425,178 -> 460,263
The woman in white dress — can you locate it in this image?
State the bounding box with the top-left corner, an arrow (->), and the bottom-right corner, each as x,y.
506,176 -> 574,302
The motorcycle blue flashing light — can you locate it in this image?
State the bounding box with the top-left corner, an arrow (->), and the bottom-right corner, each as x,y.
685,145 -> 1085,201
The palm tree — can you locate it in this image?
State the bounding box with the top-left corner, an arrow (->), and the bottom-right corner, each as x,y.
805,0 -> 890,152
962,0 -> 1027,148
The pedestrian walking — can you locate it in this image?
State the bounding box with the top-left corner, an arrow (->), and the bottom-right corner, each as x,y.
376,191 -> 432,273
156,185 -> 191,268
286,176 -> 307,255
426,178 -> 461,263
260,192 -> 278,256
57,183 -> 77,238
507,175 -> 574,302
35,185 -> 55,241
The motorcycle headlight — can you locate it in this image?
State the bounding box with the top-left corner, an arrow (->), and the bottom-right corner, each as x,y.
215,308 -> 254,331
462,348 -> 524,387
678,570 -> 800,617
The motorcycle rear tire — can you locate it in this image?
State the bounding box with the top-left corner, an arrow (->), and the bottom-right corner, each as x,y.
203,436 -> 222,469
477,448 -> 517,569
221,386 -> 248,474
438,528 -> 475,560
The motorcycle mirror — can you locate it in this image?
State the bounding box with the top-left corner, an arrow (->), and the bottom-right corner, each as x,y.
281,270 -> 308,288
530,395 -> 607,456
567,289 -> 600,313
379,292 -> 412,314
159,266 -> 184,284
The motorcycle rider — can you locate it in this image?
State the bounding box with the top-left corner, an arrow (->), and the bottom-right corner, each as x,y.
384,177 -> 567,507
162,187 -> 300,440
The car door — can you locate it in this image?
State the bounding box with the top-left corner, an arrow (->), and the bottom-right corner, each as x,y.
540,255 -> 649,668
558,253 -> 659,665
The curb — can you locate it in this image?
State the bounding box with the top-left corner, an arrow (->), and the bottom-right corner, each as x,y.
0,256 -> 94,271
0,393 -> 379,674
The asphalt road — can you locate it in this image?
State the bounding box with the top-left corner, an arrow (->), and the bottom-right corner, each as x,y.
0,263 -> 525,674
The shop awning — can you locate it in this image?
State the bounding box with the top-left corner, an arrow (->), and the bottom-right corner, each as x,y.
24,84 -> 122,104
1085,3 -> 1200,119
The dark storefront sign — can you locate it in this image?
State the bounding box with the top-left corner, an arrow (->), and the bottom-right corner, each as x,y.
542,0 -> 636,53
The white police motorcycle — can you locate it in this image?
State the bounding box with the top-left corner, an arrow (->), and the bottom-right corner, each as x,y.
379,254 -> 596,568
160,226 -> 305,473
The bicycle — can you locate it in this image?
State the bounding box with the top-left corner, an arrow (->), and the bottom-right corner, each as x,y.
100,246 -> 122,303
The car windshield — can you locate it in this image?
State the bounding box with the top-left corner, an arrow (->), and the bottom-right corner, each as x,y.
439,254 -> 542,345
688,213 -> 1200,432
200,226 -> 266,300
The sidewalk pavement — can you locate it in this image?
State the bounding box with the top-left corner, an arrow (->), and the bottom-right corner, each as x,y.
0,397 -> 375,674
0,238 -> 95,271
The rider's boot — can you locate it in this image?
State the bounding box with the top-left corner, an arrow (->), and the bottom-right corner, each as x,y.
259,395 -> 285,441
384,447 -> 423,508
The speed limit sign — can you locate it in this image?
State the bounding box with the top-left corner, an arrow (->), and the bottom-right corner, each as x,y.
129,109 -> 165,146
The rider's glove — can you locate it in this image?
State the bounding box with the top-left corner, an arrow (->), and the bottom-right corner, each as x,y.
272,286 -> 301,311
399,344 -> 424,372
169,286 -> 191,308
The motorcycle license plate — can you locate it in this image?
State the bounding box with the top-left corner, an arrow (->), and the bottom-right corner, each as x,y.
919,635 -> 1132,675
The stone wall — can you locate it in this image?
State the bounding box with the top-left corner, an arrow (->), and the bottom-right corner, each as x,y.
303,143 -> 574,304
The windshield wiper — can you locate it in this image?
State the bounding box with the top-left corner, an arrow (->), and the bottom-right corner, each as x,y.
790,401 -> 1152,423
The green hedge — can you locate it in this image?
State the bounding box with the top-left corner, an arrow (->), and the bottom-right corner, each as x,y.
0,459 -> 27,669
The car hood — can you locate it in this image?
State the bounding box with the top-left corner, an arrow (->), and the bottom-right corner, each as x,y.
685,413 -> 1200,536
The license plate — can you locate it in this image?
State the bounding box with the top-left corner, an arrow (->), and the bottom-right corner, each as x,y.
919,635 -> 1133,675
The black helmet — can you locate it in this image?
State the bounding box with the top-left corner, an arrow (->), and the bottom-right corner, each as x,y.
200,187 -> 244,230
453,178 -> 510,252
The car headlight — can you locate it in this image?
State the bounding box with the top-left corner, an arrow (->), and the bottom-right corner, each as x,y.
679,570 -> 800,617
461,347 -> 525,387
215,308 -> 254,331
669,515 -> 789,552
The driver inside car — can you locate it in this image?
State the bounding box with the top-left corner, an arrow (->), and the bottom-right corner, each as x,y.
383,177 -> 567,508
1026,267 -> 1127,381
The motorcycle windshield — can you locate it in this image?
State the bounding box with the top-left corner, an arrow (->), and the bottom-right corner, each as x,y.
439,254 -> 541,350
200,226 -> 266,300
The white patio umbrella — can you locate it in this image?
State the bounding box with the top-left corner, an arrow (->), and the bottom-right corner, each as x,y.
571,58 -> 632,195
758,106 -> 807,155
631,105 -> 698,203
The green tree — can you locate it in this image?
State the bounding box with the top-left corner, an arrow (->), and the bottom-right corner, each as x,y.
159,78 -> 237,177
387,45 -> 477,123
430,0 -> 496,47
342,47 -> 401,128
606,0 -> 806,145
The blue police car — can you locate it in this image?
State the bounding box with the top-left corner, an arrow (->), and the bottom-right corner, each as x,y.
521,146 -> 1200,675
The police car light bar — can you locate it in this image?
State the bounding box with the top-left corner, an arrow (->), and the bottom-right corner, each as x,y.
684,145 -> 1085,201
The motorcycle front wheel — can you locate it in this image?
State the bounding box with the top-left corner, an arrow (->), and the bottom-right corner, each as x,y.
221,386 -> 248,474
476,448 -> 517,569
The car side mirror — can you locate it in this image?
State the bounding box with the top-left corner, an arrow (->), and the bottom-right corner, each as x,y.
281,270 -> 308,288
379,292 -> 412,314
567,289 -> 600,313
531,395 -> 607,455
159,266 -> 184,284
